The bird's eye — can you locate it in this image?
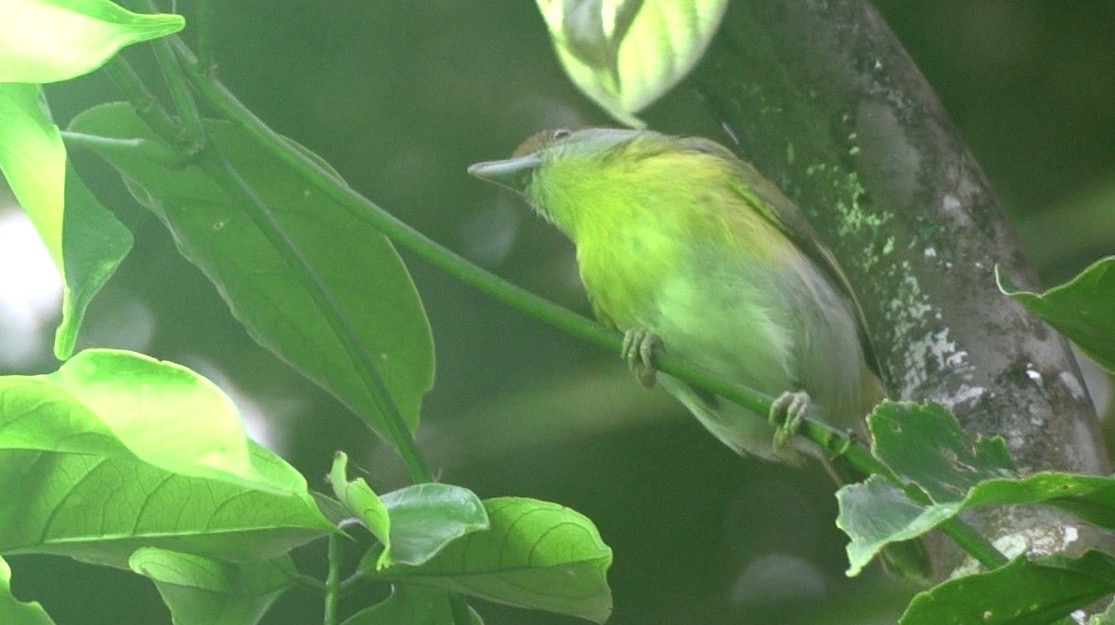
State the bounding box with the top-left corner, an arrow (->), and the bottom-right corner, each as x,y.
551,128 -> 572,141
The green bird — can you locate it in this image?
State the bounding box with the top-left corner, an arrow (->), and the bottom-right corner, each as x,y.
468,128 -> 887,464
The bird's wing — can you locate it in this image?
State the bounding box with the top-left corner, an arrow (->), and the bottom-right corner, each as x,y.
679,137 -> 884,379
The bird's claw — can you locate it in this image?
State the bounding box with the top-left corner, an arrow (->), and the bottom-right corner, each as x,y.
770,391 -> 811,449
622,328 -> 659,389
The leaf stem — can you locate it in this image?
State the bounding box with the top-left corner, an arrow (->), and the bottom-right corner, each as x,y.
324,534 -> 341,625
60,131 -> 189,168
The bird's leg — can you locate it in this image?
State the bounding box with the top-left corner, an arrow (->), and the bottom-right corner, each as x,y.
769,390 -> 811,449
621,328 -> 660,388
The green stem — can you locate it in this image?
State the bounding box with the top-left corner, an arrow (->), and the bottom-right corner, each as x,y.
102,57 -> 181,146
60,131 -> 189,168
135,0 -> 205,152
195,0 -> 215,74
167,37 -> 1008,572
293,573 -> 327,594
324,534 -> 341,625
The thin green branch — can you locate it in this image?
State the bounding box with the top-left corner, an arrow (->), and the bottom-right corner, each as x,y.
292,572 -> 327,594
102,57 -> 181,145
324,534 -> 341,625
168,38 -> 1008,572
61,131 -> 189,168
134,0 -> 205,152
195,0 -> 215,74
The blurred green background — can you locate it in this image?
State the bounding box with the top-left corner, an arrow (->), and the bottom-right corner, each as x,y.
2,1 -> 1113,624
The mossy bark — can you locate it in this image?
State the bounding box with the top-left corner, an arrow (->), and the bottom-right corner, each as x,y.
684,0 -> 1110,580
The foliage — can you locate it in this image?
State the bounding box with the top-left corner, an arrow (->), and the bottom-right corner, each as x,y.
0,1 -> 1112,625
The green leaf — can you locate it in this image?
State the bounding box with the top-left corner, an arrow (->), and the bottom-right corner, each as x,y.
0,0 -> 184,83
0,351 -> 334,567
868,401 -> 1016,502
372,497 -> 612,624
69,102 -> 434,445
330,453 -> 488,568
837,475 -> 955,577
900,551 -> 1115,625
536,0 -> 730,126
378,483 -> 489,567
0,84 -> 66,269
340,585 -> 483,625
997,258 -> 1115,373
0,89 -> 131,359
54,163 -> 133,359
129,548 -> 293,625
1,349 -> 260,486
0,556 -> 56,625
0,444 -> 334,568
838,402 -> 1115,574
329,452 -> 391,544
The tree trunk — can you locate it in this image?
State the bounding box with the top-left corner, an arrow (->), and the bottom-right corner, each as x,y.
687,0 -> 1110,579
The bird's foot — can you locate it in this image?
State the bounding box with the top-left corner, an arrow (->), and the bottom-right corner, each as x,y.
621,328 -> 660,389
770,390 -> 811,449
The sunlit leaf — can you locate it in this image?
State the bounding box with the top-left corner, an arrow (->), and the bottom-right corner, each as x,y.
372,497 -> 612,624
0,84 -> 65,268
0,443 -> 334,569
0,350 -> 335,567
69,103 -> 435,444
331,453 -> 488,568
0,0 -> 184,83
1,349 -> 257,485
537,0 -> 730,126
130,548 -> 294,625
997,258 -> 1115,373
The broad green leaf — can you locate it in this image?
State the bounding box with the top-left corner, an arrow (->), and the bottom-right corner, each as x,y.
0,443 -> 334,568
69,102 -> 434,444
836,475 -> 954,577
372,497 -> 612,624
0,0 -> 184,83
0,556 -> 56,625
537,0 -> 730,126
839,470 -> 1115,576
997,259 -> 1115,373
0,90 -> 131,359
838,403 -> 1115,574
900,551 -> 1115,625
331,453 -> 488,568
378,483 -> 488,568
868,401 -> 1016,502
54,163 -> 133,359
0,348 -> 262,486
340,585 -> 483,625
129,548 -> 293,625
0,84 -> 65,268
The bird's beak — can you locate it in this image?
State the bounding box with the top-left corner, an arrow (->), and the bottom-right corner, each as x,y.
467,154 -> 542,194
